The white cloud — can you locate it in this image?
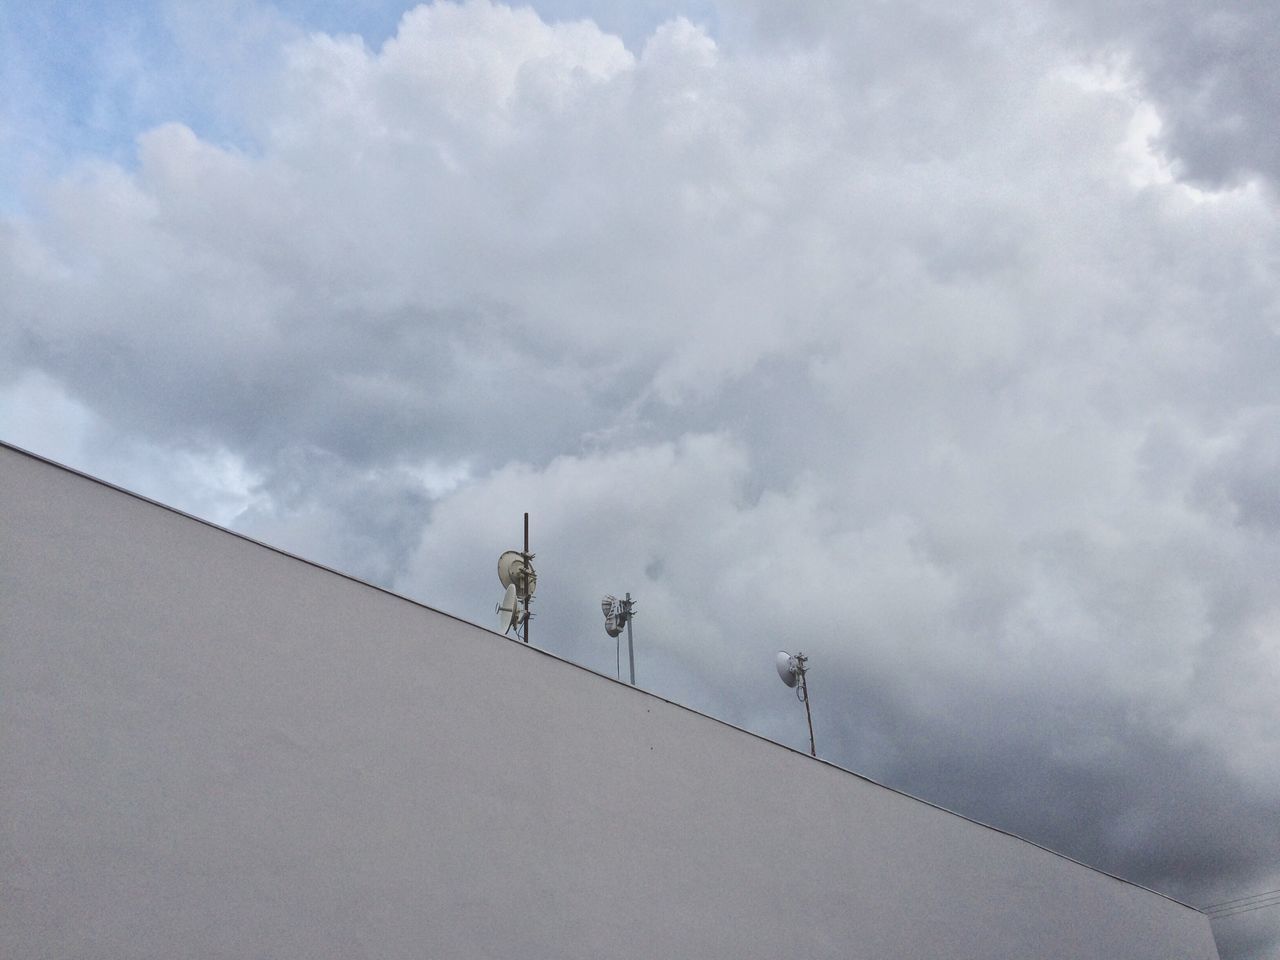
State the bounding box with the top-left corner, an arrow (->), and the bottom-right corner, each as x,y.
2,3 -> 1278,952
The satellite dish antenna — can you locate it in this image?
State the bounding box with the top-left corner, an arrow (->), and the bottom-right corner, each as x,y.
601,594 -> 636,685
775,650 -> 816,757
496,583 -> 520,634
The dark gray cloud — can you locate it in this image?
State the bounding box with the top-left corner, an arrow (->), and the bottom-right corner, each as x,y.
1063,0 -> 1280,187
2,3 -> 1278,957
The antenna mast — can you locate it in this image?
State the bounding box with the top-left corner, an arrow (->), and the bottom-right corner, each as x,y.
522,512 -> 531,644
776,650 -> 816,757
624,593 -> 635,686
601,593 -> 637,686
495,521 -> 536,643
797,653 -> 815,757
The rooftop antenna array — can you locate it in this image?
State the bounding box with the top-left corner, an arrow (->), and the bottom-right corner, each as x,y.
776,651 -> 816,757
496,513 -> 536,643
601,593 -> 636,685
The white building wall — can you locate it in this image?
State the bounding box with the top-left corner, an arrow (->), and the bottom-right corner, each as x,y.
0,442 -> 1219,959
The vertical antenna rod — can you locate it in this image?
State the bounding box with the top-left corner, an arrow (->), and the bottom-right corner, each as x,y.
624,592 -> 636,686
522,512 -> 531,644
776,651 -> 817,756
798,653 -> 816,757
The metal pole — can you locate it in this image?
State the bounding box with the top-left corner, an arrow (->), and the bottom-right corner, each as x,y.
624,592 -> 636,686
522,512 -> 530,644
800,665 -> 816,757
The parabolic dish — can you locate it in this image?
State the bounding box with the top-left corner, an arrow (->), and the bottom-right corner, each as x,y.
776,651 -> 799,687
497,583 -> 519,633
498,550 -> 538,599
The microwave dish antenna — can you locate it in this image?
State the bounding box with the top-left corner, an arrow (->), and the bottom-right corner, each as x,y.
498,550 -> 537,599
776,651 -> 800,687
776,650 -> 816,757
496,583 -> 520,634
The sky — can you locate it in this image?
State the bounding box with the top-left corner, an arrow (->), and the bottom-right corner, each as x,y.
1,1 -> 1278,955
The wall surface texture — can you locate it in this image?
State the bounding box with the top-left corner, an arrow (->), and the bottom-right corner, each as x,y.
1,442 -> 1220,959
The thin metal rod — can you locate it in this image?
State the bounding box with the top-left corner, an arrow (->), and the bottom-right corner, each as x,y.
522,512 -> 530,644
624,592 -> 636,686
800,669 -> 816,757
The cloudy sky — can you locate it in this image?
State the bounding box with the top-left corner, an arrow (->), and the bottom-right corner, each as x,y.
3,0 -> 1278,954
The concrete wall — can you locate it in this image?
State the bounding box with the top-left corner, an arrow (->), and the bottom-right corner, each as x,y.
1,442 -> 1219,959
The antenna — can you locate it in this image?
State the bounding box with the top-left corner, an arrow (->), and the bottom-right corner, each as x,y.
496,583 -> 520,634
601,593 -> 636,685
776,651 -> 799,687
496,513 -> 535,643
776,651 -> 816,757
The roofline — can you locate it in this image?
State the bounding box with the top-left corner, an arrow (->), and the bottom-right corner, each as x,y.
1,437 -> 1203,915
